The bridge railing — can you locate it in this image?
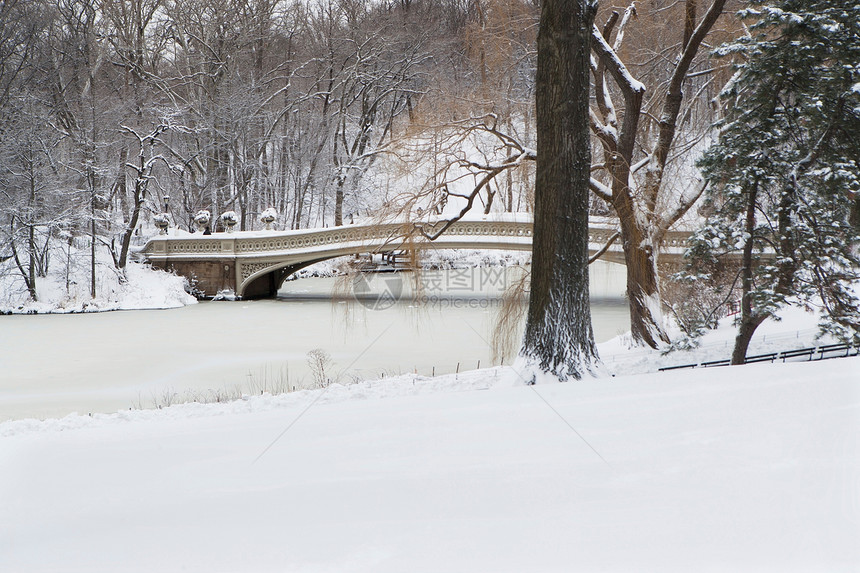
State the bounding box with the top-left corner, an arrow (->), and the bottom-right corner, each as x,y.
141,218 -> 691,260
139,217 -> 701,297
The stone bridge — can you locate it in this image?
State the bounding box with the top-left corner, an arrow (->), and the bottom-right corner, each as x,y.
139,216 -> 691,298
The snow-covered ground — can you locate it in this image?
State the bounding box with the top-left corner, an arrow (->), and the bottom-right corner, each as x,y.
601,305 -> 844,374
2,311 -> 858,571
0,253 -> 196,314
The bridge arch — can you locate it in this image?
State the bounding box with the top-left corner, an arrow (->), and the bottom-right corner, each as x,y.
241,259 -> 327,299
241,253 -> 375,299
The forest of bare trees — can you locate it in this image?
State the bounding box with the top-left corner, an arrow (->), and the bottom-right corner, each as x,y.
1,0 -> 746,346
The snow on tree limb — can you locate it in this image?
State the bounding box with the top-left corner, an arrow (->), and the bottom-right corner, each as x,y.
612,3 -> 638,53
589,178 -> 612,202
590,25 -> 645,96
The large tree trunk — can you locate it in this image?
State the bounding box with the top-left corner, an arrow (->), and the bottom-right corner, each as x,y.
609,163 -> 670,348
619,219 -> 668,349
519,0 -> 598,382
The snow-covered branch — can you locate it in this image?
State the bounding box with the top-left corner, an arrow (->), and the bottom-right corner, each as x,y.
591,25 -> 646,97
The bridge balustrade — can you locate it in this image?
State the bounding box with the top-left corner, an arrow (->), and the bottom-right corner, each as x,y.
141,217 -> 693,299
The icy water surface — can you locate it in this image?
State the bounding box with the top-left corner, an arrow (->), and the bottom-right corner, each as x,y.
0,265 -> 628,421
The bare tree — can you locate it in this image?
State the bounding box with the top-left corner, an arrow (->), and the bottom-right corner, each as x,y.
0,0 -> 44,111
330,30 -> 428,226
46,0 -> 120,298
588,0 -> 730,347
306,348 -> 334,388
115,121 -> 176,271
0,0 -> 52,301
0,102 -> 66,301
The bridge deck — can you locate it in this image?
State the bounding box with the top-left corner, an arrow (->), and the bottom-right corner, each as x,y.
140,217 -> 691,298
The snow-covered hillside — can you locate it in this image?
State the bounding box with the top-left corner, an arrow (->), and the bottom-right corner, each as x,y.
0,251 -> 196,314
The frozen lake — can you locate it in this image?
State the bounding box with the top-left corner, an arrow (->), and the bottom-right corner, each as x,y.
0,263 -> 629,421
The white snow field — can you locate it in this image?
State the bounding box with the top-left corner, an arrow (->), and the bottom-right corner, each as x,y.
2,357 -> 858,572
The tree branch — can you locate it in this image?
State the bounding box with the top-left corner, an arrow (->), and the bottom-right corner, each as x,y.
591,25 -> 646,97
589,231 -> 621,264
658,178 -> 708,240
589,178 -> 613,202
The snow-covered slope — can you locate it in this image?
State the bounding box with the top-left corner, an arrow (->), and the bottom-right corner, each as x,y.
2,358 -> 858,572
0,258 -> 196,314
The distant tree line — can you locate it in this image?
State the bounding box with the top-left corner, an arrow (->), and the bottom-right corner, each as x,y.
2,0 -> 534,293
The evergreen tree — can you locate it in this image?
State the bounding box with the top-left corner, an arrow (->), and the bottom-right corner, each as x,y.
690,0 -> 860,363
